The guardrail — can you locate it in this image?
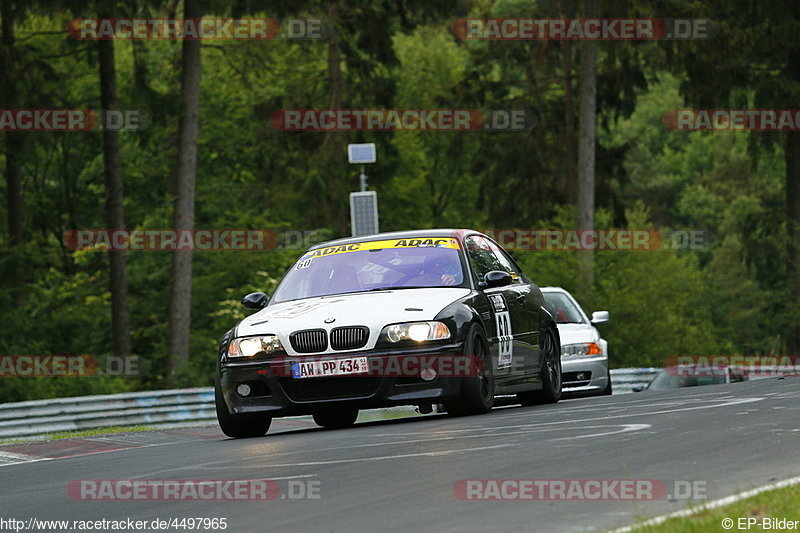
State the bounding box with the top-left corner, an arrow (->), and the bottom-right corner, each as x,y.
611,367 -> 660,393
0,388 -> 215,439
0,368 -> 660,438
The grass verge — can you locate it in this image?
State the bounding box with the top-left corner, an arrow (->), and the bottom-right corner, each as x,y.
627,482 -> 800,532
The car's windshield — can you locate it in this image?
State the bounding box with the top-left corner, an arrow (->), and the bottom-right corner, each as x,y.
271,237 -> 466,303
648,368 -> 728,390
543,292 -> 585,324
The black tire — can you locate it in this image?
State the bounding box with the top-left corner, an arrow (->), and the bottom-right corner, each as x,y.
215,366 -> 271,438
445,323 -> 494,416
312,409 -> 359,429
601,366 -> 613,396
518,325 -> 562,406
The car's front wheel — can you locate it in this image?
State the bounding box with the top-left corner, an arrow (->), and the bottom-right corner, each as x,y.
445,323 -> 494,416
214,366 -> 272,438
601,366 -> 613,396
518,324 -> 562,406
312,409 -> 359,429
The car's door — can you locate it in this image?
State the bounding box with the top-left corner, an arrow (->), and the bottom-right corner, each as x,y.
464,235 -> 533,378
485,239 -> 541,379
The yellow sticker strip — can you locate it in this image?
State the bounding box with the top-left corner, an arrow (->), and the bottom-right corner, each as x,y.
301,237 -> 460,259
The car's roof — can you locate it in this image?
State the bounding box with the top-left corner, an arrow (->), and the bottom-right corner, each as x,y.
540,286 -> 568,293
307,229 -> 484,251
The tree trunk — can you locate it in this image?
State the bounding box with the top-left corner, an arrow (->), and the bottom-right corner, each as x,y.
786,49 -> 800,354
4,136 -> 22,245
577,0 -> 597,296
321,7 -> 348,236
326,30 -> 342,118
786,131 -> 800,354
562,39 -> 577,204
98,28 -> 132,360
167,0 -> 201,384
1,0 -> 22,247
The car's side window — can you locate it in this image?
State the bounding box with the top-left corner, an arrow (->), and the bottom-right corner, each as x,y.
465,236 -> 503,282
487,241 -> 522,283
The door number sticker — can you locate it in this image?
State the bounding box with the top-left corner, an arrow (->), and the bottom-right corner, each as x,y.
489,295 -> 512,367
489,294 -> 506,312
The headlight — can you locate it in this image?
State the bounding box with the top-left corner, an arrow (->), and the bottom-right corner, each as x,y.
381,321 -> 451,343
561,342 -> 602,357
227,335 -> 284,357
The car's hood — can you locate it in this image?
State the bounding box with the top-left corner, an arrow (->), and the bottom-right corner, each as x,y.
555,323 -> 600,345
235,288 -> 472,354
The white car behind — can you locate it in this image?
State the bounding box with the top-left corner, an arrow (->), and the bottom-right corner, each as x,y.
541,287 -> 611,396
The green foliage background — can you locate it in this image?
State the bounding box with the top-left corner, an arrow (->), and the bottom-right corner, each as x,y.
0,1 -> 794,401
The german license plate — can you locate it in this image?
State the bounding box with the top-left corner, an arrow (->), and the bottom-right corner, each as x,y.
291,357 -> 368,379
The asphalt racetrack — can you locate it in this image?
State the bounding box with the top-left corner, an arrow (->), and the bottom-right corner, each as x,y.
1,377 -> 798,532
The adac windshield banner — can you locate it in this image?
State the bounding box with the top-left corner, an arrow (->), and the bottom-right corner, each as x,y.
300,238 -> 460,260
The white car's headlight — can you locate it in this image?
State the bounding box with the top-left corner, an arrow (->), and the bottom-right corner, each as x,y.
381,321 -> 451,343
561,342 -> 602,357
228,336 -> 284,357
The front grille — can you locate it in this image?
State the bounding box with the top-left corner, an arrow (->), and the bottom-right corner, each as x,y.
330,326 -> 369,350
280,377 -> 381,402
290,329 -> 327,353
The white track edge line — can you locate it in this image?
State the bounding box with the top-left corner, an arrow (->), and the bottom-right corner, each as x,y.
609,474 -> 800,532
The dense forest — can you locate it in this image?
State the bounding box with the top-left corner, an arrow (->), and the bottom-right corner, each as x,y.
1,0 -> 798,402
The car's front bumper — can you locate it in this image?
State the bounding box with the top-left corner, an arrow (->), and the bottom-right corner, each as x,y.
561,356 -> 609,395
219,342 -> 467,417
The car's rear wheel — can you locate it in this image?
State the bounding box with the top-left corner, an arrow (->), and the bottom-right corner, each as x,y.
518,325 -> 562,406
214,366 -> 271,438
445,324 -> 494,416
312,409 -> 359,429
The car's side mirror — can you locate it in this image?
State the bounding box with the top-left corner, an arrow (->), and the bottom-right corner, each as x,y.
483,270 -> 513,289
241,292 -> 269,310
632,385 -> 645,393
590,310 -> 610,326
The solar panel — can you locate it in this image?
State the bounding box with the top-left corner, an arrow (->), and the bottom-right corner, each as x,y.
350,191 -> 379,236
347,143 -> 376,164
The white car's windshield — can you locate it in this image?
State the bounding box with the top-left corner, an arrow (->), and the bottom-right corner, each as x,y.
272,237 -> 466,303
543,292 -> 585,324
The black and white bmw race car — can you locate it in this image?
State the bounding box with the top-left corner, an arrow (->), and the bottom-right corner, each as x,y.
215,229 -> 561,438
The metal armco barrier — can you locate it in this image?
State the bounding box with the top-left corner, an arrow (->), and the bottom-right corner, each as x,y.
0,369 -> 660,438
0,388 -> 214,438
611,367 -> 660,393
